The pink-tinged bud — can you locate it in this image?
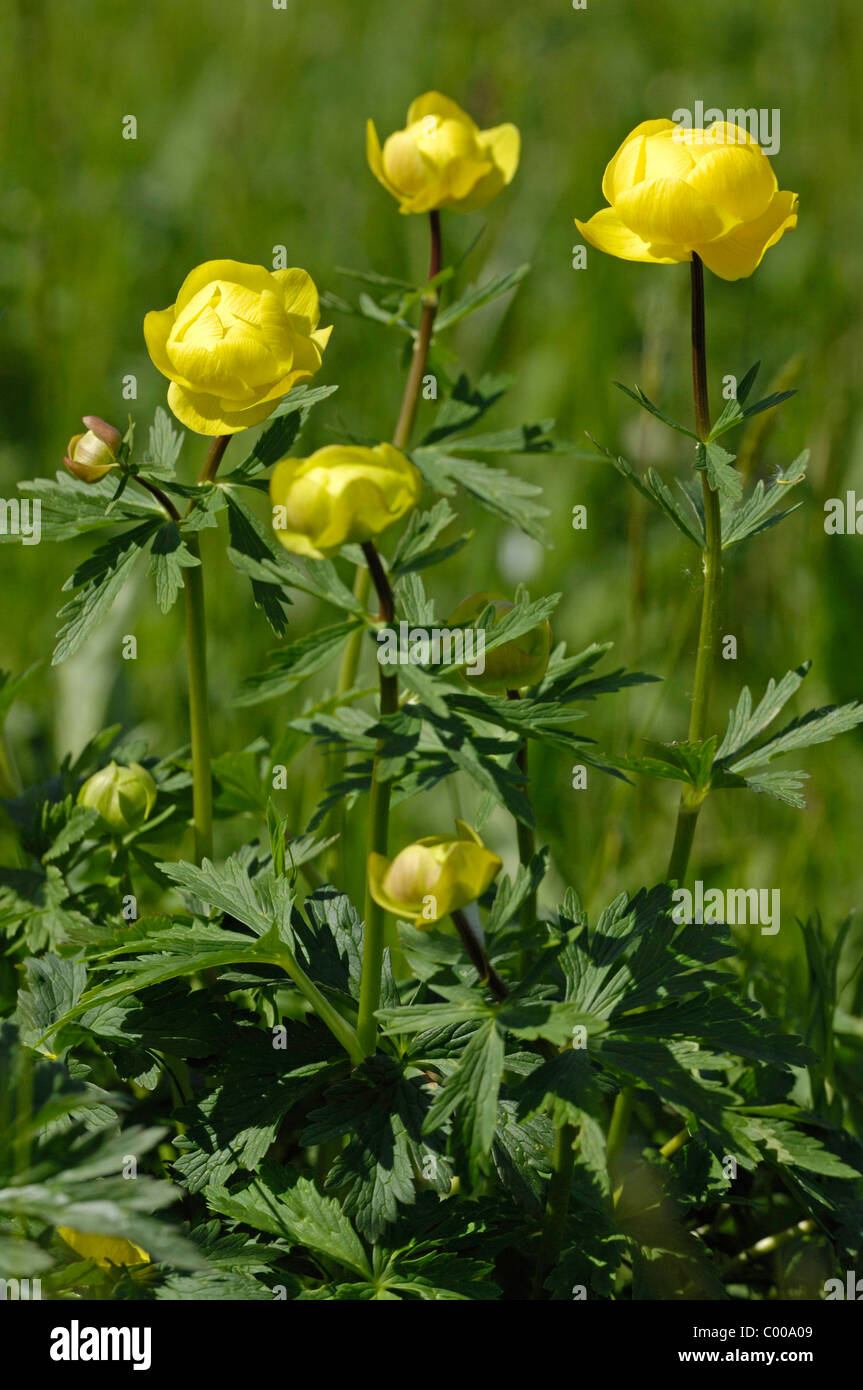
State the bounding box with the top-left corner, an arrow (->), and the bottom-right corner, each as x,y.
81,416 -> 123,454
63,416 -> 122,484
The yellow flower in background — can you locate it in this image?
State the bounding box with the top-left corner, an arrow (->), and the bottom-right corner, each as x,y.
368,821 -> 502,927
144,260 -> 332,435
367,91 -> 520,214
450,592 -> 552,695
270,443 -> 421,559
575,119 -> 798,281
57,1228 -> 150,1269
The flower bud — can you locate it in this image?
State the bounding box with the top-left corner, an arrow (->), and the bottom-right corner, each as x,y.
449,592 -> 551,694
270,443 -> 422,558
57,1228 -> 150,1268
368,821 -> 502,928
77,761 -> 157,835
64,416 -> 122,483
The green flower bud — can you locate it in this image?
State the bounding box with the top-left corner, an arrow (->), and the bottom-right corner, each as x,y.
64,416 -> 122,483
77,761 -> 157,835
449,591 -> 552,695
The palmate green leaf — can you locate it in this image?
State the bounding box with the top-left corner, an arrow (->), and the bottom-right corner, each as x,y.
589,435 -> 706,548
52,520 -> 159,664
224,488 -> 291,634
514,1049 -> 595,1129
434,263 -> 530,330
235,620 -> 362,706
206,1164 -> 372,1279
727,701 -> 863,774
301,1056 -> 449,1240
720,451 -> 809,548
146,406 -> 184,475
224,384 -> 339,482
226,546 -> 364,614
422,1017 -> 505,1185
390,499 -> 470,578
147,520 -> 200,612
12,472 -> 161,543
716,663 -> 811,760
711,662 -> 863,805
730,1114 -> 860,1179
695,439 -> 743,502
421,371 -> 514,446
708,362 -> 797,440
15,952 -> 87,1050
608,737 -> 717,790
159,855 -> 289,938
491,1101 -> 554,1212
172,1040 -> 339,1193
613,382 -> 699,439
412,446 -> 550,542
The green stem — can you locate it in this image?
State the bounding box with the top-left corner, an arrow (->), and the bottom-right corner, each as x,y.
183,537 -> 213,864
507,690 -> 537,958
531,1121 -> 577,1297
667,253 -> 721,886
330,212 -> 442,874
356,541 -> 397,1057
659,1125 -> 690,1159
392,209 -> 442,452
182,434 -> 230,864
606,1086 -> 633,1178
275,949 -> 363,1065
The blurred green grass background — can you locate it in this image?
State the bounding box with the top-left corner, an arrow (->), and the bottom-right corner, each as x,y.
1,0 -> 861,950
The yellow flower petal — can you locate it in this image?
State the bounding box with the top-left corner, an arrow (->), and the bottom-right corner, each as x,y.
143,307 -> 182,383
167,382 -> 279,435
173,259 -> 274,314
575,209 -> 684,265
406,91 -> 478,133
273,267 -> 322,330
615,176 -> 727,249
695,190 -> 799,281
57,1228 -> 150,1269
601,118 -> 677,202
685,142 -> 777,226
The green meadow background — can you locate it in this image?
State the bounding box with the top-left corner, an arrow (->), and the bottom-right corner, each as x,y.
1,0 -> 861,974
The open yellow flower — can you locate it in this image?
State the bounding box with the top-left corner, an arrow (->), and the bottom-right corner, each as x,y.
57,1228 -> 150,1269
144,260 -> 332,435
368,821 -> 502,928
576,119 -> 798,281
270,443 -> 421,559
367,92 -> 519,214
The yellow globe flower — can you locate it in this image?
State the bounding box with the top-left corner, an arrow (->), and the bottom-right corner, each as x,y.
57,1228 -> 150,1269
144,260 -> 332,435
368,822 -> 502,928
367,91 -> 520,214
270,443 -> 422,559
575,119 -> 798,281
450,592 -> 552,695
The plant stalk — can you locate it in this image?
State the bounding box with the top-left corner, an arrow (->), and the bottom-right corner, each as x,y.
183,433 -> 230,863
667,253 -> 721,886
356,541 -> 398,1056
331,211 -> 442,875
450,908 -> 509,1002
531,1121 -> 577,1297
